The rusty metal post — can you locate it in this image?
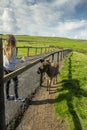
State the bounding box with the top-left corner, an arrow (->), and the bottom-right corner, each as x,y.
0,37 -> 6,130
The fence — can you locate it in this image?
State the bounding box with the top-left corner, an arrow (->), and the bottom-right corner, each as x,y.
2,37 -> 58,57
0,37 -> 72,130
4,49 -> 71,83
16,46 -> 58,57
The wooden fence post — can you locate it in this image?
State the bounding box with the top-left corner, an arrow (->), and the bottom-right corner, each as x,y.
41,48 -> 42,54
57,52 -> 60,62
60,51 -> 62,60
52,54 -> 54,62
16,47 -> 18,57
35,48 -> 37,55
27,48 -> 29,57
0,38 -> 6,130
45,48 -> 46,53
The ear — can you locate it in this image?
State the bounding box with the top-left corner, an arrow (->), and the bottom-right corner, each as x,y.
40,59 -> 44,63
46,59 -> 51,64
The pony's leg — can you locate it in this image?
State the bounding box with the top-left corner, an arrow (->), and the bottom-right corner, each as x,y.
56,75 -> 58,84
51,78 -> 54,86
47,78 -> 49,91
49,79 -> 52,94
54,76 -> 57,84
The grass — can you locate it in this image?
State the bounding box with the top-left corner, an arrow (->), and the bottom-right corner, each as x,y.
2,34 -> 87,129
2,35 -> 59,57
2,35 -> 87,57
55,52 -> 87,130
2,35 -> 87,55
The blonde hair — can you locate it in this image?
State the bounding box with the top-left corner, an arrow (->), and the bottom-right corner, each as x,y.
3,35 -> 16,60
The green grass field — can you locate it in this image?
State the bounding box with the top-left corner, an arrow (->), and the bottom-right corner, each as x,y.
55,52 -> 87,130
2,35 -> 87,54
2,35 -> 87,129
13,35 -> 87,53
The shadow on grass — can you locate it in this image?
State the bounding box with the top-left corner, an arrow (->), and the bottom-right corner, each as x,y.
56,53 -> 87,130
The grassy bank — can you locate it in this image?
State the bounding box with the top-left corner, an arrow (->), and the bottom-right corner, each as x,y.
2,35 -> 87,53
55,52 -> 87,130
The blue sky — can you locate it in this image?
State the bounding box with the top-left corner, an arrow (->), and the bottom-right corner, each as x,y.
0,0 -> 87,39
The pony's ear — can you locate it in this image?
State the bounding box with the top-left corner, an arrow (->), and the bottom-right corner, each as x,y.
46,59 -> 51,64
40,59 -> 44,63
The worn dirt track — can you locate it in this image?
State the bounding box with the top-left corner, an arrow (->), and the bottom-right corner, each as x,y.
16,60 -> 67,130
16,87 -> 67,130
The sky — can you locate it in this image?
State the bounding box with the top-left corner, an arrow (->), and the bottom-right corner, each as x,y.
0,0 -> 87,39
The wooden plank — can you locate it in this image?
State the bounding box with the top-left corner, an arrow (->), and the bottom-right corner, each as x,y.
0,38 -> 6,130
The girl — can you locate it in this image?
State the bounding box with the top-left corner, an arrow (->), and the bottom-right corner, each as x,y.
3,35 -> 25,101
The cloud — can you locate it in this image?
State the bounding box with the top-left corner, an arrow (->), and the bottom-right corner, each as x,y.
2,8 -> 19,34
57,20 -> 87,31
74,30 -> 87,39
0,0 -> 87,39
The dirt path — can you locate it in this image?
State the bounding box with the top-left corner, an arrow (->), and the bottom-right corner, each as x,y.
16,61 -> 67,130
16,87 -> 67,130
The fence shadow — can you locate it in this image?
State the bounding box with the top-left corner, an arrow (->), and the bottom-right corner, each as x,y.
31,98 -> 56,105
56,53 -> 87,130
